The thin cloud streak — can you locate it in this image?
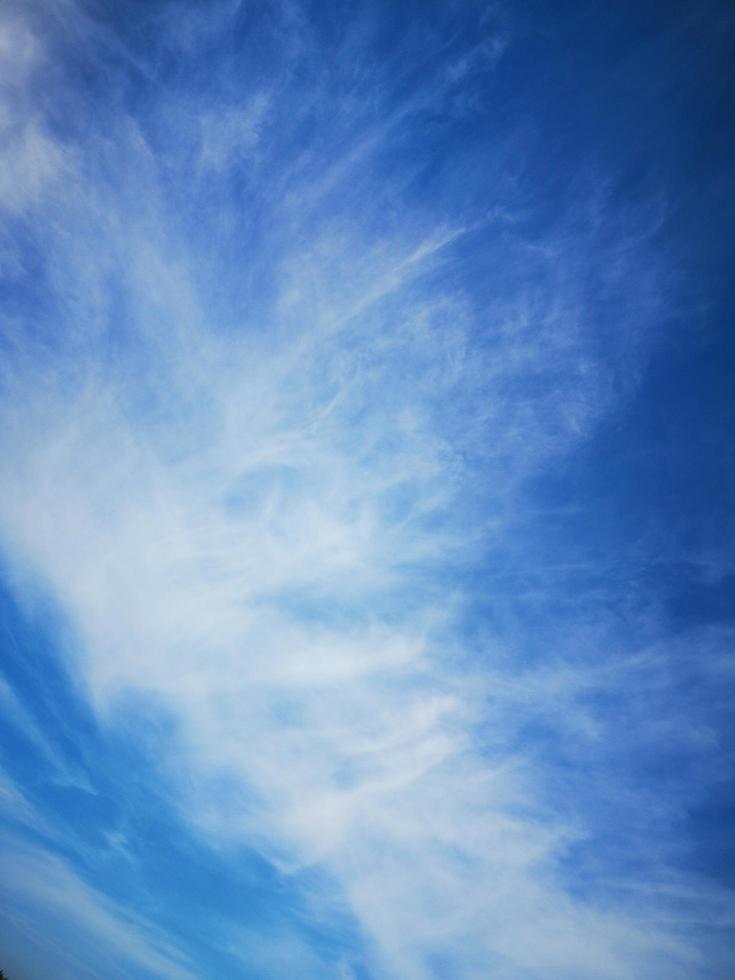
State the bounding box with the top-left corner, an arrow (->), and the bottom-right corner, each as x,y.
0,831 -> 197,980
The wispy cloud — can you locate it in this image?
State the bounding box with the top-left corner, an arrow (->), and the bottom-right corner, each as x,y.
0,1 -> 732,977
0,829 -> 196,980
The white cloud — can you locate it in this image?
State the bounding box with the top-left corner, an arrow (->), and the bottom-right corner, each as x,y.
0,831 -> 196,980
0,2 -> 730,978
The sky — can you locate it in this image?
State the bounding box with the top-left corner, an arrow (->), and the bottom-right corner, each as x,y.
0,0 -> 733,978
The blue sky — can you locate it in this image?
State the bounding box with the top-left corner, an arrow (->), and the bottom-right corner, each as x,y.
0,0 -> 733,977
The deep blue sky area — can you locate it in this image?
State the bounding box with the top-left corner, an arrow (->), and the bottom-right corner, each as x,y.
0,1 -> 733,978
